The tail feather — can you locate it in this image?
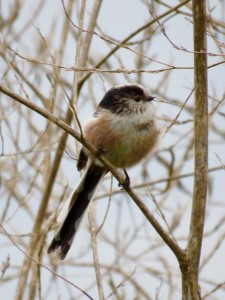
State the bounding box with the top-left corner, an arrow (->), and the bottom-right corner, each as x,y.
48,164 -> 106,260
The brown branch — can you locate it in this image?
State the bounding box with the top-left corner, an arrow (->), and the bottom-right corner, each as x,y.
88,207 -> 105,300
183,1 -> 208,299
0,224 -> 94,300
0,83 -> 186,263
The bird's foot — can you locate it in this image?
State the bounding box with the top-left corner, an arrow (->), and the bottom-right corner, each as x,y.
118,169 -> 130,189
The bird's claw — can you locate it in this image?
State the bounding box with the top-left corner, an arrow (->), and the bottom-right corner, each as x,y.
118,169 -> 130,190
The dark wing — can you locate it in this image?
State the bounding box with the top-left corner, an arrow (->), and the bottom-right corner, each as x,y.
77,147 -> 88,171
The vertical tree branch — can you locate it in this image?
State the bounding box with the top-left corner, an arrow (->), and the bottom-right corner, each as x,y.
88,206 -> 105,300
14,2 -> 75,299
183,1 -> 208,299
15,2 -> 103,299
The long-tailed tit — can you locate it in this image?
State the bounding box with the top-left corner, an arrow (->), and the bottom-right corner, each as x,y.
48,83 -> 158,259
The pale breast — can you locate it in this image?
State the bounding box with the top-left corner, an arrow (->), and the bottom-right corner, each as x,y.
83,109 -> 158,168
106,119 -> 158,168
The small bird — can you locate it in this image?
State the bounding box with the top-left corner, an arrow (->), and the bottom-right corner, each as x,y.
48,83 -> 158,259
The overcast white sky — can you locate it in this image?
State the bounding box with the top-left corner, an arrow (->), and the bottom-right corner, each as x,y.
1,1 -> 225,299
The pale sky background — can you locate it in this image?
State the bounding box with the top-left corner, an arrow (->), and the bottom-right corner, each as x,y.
1,1 -> 225,299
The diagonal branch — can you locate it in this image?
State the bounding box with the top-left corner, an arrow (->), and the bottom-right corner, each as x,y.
0,84 -> 186,263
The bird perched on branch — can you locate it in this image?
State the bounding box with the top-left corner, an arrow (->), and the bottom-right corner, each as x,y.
48,83 -> 159,259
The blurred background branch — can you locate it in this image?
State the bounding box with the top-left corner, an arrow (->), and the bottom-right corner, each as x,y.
0,0 -> 225,299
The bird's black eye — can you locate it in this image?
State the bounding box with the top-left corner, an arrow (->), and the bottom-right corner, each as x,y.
134,96 -> 142,102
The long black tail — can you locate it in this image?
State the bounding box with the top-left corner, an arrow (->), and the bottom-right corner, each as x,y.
48,164 -> 106,260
